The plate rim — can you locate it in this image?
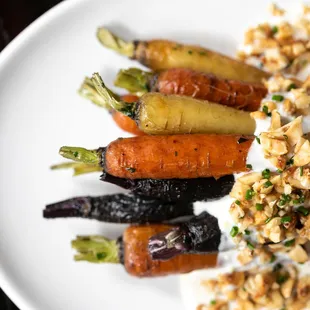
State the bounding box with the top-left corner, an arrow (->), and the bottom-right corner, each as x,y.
0,1 -> 84,309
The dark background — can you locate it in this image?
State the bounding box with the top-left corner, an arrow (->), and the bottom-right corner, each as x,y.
0,1 -> 62,308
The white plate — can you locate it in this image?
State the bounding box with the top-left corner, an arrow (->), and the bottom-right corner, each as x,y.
0,0 -> 297,309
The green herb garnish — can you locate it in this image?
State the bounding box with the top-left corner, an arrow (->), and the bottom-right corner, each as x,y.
264,180 -> 273,188
210,300 -> 216,305
265,217 -> 272,224
262,168 -> 271,179
287,83 -> 297,91
297,206 -> 309,216
245,189 -> 255,200
188,50 -> 193,55
244,230 -> 251,235
230,226 -> 239,237
270,254 -> 276,263
255,136 -> 261,144
277,274 -> 288,284
262,105 -> 272,116
284,239 -> 295,247
281,216 -> 292,223
272,25 -> 278,34
174,151 -> 178,156
256,203 -> 264,211
272,94 -> 284,102
247,241 -> 255,250
246,164 -> 253,169
126,167 -> 136,173
300,166 -> 304,176
235,200 -> 241,205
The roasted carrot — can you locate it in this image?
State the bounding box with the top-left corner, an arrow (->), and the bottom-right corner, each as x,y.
92,73 -> 256,135
115,68 -> 268,112
59,134 -> 253,179
72,225 -> 218,277
112,94 -> 144,135
97,27 -> 270,83
79,77 -> 143,135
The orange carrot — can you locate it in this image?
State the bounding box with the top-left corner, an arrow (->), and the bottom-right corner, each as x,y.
60,134 -> 253,179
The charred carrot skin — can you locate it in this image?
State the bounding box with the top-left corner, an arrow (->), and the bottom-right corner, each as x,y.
102,134 -> 253,179
123,225 -> 218,277
153,68 -> 267,112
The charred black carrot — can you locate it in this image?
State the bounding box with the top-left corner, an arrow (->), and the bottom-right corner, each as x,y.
59,134 -> 253,179
72,225 -> 218,277
51,163 -> 234,202
100,173 -> 234,202
92,73 -> 255,135
97,27 -> 270,83
79,78 -> 144,135
43,193 -> 193,223
149,211 -> 222,260
115,68 -> 267,111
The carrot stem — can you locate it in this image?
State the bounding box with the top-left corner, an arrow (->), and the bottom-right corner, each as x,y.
50,162 -> 102,176
78,77 -> 111,109
96,27 -> 134,57
72,236 -> 119,263
114,68 -> 152,94
59,146 -> 101,165
91,73 -> 136,117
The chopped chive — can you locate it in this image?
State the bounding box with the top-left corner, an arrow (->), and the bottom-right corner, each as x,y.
73,151 -> 78,158
297,206 -> 309,216
246,164 -> 253,169
245,189 -> 255,200
281,216 -> 292,223
283,134 -> 288,140
272,94 -> 284,102
264,180 -> 273,188
277,274 -> 288,284
284,239 -> 295,247
262,168 -> 271,179
278,199 -> 286,206
270,254 -> 276,263
255,136 -> 261,144
265,217 -> 272,224
277,169 -> 283,173
300,166 -> 304,176
188,50 -> 193,55
96,252 -> 106,260
256,203 -> 264,211
235,200 -> 241,205
247,241 -> 255,250
286,157 -> 294,166
199,51 -> 206,56
287,83 -> 297,91
230,226 -> 239,237
126,167 -> 136,173
210,300 -> 216,305
273,263 -> 283,272
272,25 -> 278,34
244,229 -> 251,235
262,105 -> 272,116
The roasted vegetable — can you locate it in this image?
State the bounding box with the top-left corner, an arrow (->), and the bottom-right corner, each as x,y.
149,211 -> 221,260
79,78 -> 143,135
72,225 -> 218,277
51,162 -> 234,201
100,172 -> 234,202
59,134 -> 253,179
92,73 -> 255,135
97,27 -> 270,83
43,193 -> 193,223
115,68 -> 267,111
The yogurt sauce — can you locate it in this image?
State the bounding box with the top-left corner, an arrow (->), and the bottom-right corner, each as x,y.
180,89 -> 310,309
